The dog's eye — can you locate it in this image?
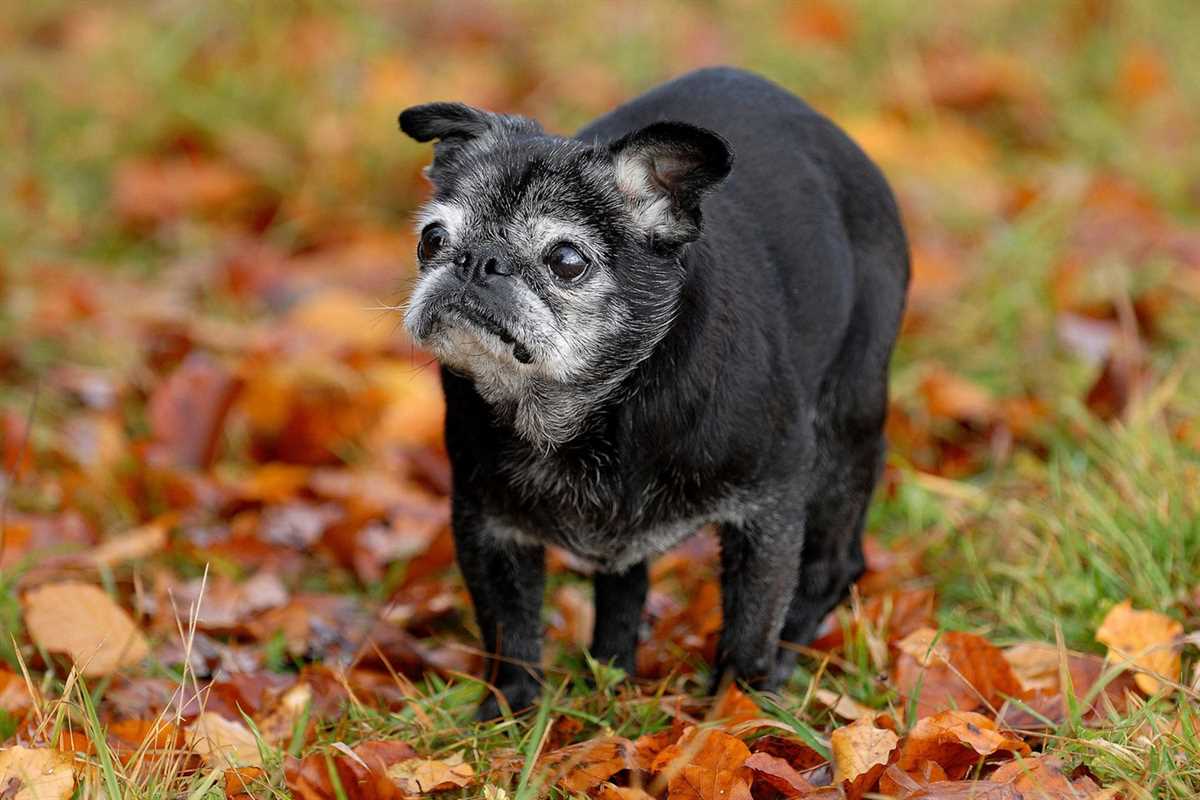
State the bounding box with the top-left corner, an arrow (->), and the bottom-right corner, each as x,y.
545,243 -> 588,281
418,224 -> 448,262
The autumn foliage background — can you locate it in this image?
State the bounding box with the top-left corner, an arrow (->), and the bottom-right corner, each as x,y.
2,1 -> 1200,798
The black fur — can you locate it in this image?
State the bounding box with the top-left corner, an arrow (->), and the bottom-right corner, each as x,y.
399,67 -> 909,718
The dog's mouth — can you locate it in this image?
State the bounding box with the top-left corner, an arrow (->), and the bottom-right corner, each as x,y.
439,302 -> 533,364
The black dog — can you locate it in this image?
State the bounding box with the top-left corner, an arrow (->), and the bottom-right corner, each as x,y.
399,67 -> 908,718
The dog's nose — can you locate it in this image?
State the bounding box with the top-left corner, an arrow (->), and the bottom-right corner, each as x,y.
454,247 -> 513,284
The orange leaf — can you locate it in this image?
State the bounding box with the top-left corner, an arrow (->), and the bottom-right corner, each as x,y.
892,628 -> 1025,717
651,727 -> 753,800
896,711 -> 1029,778
830,716 -> 899,799
148,352 -> 242,469
386,751 -> 474,794
711,685 -> 761,725
538,737 -> 635,794
22,582 -> 149,677
1095,600 -> 1182,695
744,752 -> 816,798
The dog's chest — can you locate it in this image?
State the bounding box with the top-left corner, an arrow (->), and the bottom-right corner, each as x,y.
486,445 -> 734,571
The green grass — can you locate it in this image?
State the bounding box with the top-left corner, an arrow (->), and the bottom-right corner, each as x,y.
3,0 -> 1200,797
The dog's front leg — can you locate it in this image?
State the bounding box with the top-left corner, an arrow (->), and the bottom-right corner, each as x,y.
452,503 -> 545,719
714,514 -> 804,691
591,560 -> 648,676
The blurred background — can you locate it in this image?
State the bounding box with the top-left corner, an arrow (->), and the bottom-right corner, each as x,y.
2,0 -> 1200,672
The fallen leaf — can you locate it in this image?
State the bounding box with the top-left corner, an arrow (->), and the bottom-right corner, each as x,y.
596,784 -> 656,800
87,521 -> 168,568
830,716 -> 899,799
921,367 -> 997,424
651,727 -> 752,800
711,685 -> 761,725
896,711 -> 1029,778
990,755 -> 1088,798
148,352 -> 242,469
256,681 -> 314,746
893,628 -> 1025,717
23,582 -> 149,676
744,752 -> 816,798
1002,642 -> 1064,693
285,746 -> 406,800
0,671 -> 38,722
0,747 -> 76,800
748,735 -> 827,772
814,689 -> 875,721
386,751 -> 474,794
538,737 -> 635,794
1095,600 -> 1182,694
224,766 -> 268,800
186,713 -> 263,768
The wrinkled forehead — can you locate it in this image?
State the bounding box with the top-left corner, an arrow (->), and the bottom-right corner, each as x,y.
417,138 -> 625,246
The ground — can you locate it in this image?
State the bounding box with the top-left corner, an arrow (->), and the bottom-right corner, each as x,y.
1,1 -> 1199,798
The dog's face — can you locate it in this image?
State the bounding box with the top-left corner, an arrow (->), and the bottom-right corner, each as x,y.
399,102 -> 731,443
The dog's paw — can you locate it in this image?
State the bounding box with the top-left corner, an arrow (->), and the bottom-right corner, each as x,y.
476,681 -> 540,721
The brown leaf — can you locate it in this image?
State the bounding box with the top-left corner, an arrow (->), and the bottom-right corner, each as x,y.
86,521 -> 168,568
387,751 -> 474,794
148,352 -> 242,469
186,713 -> 262,768
0,671 -> 38,722
255,682 -> 314,746
224,766 -> 268,800
896,711 -> 1029,778
0,747 -> 76,800
744,752 -> 816,798
538,737 -> 635,794
990,756 -> 1091,798
285,745 -> 406,800
23,582 -> 149,676
114,156 -> 255,225
830,716 -> 899,799
1095,600 -> 1182,695
712,685 -> 761,725
652,727 -> 753,800
748,736 -> 827,772
921,367 -> 997,424
596,784 -> 657,800
892,628 -> 1025,717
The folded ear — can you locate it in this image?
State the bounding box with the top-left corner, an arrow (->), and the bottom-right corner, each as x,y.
609,121 -> 733,246
399,102 -> 541,182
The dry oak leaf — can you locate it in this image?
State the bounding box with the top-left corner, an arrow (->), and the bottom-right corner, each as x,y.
255,681 -> 314,746
537,737 -> 635,794
743,752 -> 817,798
224,766 -> 268,800
711,685 -> 761,725
896,711 -> 1029,777
893,628 -> 1024,718
285,743 -> 409,800
23,582 -> 149,677
596,784 -> 657,800
0,747 -> 76,800
0,671 -> 39,722
87,520 -> 168,568
830,716 -> 899,799
1095,600 -> 1182,695
814,689 -> 875,722
1001,642 -> 1064,694
651,727 -> 753,800
186,712 -> 263,768
386,751 -> 474,794
990,755 -> 1102,799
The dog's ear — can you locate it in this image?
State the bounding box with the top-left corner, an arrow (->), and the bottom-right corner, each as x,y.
399,102 -> 541,183
609,121 -> 733,246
